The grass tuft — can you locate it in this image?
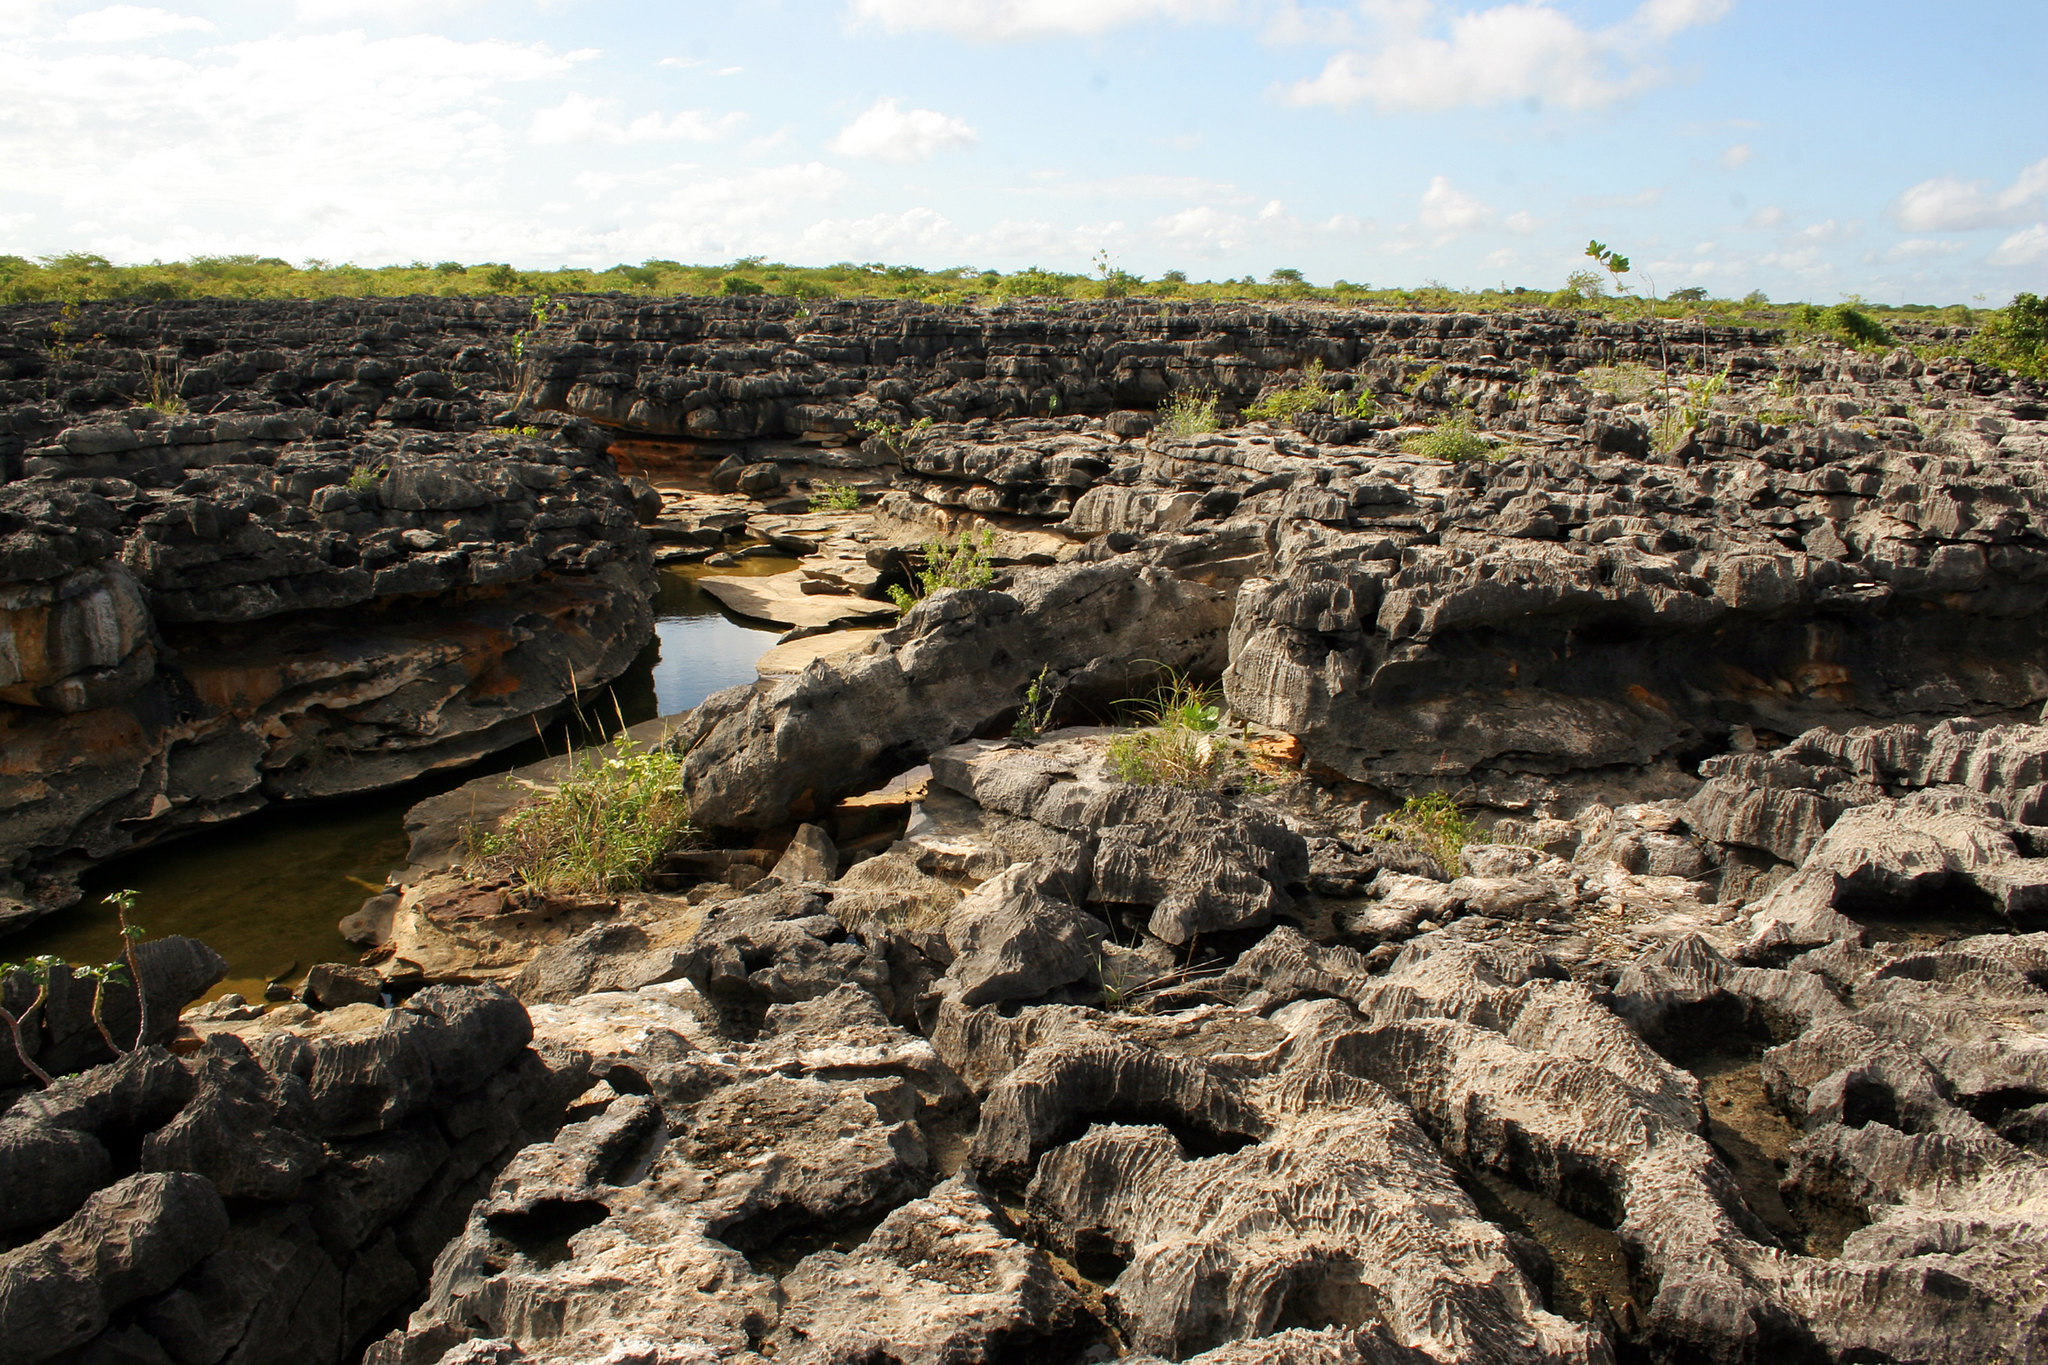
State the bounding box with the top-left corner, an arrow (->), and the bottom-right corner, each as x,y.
1155,388 -> 1221,439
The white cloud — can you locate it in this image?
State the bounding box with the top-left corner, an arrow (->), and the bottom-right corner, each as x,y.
828,97 -> 977,162
61,5 -> 213,41
846,0 -> 1237,40
1990,224 -> 2048,267
1014,174 -> 1253,204
1880,238 -> 1964,263
1285,0 -> 1731,112
1799,218 -> 1858,242
531,94 -> 745,145
1418,176 -> 1492,233
1889,158 -> 2048,232
1743,205 -> 1785,229
1720,142 -> 1751,169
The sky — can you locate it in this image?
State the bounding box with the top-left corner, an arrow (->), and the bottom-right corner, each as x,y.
2,0 -> 2043,303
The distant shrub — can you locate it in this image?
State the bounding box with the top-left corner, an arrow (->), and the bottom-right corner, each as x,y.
720,274 -> 765,297
1797,302 -> 1895,351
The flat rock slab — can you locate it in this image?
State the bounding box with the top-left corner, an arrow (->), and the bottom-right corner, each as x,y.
697,571 -> 897,630
756,628 -> 886,676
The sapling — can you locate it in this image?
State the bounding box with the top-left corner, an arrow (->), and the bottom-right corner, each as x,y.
0,956 -> 66,1085
1585,241 -> 1672,399
109,887 -> 152,1048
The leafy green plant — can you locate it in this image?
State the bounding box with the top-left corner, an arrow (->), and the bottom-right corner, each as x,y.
466,730 -> 694,897
1654,366 -> 1732,449
1368,792 -> 1477,876
1973,292 -> 2048,381
107,887 -> 149,1050
857,415 -> 935,459
495,424 -> 546,438
1155,388 -> 1221,439
0,956 -> 64,1084
886,527 -> 998,613
347,463 -> 387,494
808,480 -> 862,512
1093,249 -> 1140,299
721,274 -> 765,297
1401,414 -> 1497,462
1011,665 -> 1063,741
1349,390 -> 1381,419
507,294 -> 567,363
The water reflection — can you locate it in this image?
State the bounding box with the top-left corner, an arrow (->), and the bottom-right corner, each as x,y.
1,560 -> 794,999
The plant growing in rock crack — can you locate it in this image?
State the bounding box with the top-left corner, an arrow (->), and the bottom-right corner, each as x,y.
1400,413 -> 1497,463
808,480 -> 862,512
1368,792 -> 1477,876
347,462 -> 387,494
466,728 -> 694,897
1155,388 -> 1221,439
143,355 -> 187,413
857,415 -> 935,459
1654,366 -> 1732,451
1105,668 -> 1266,791
886,527 -> 997,613
1011,665 -> 1064,741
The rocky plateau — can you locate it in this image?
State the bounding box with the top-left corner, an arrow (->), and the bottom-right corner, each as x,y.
4,295 -> 2048,1365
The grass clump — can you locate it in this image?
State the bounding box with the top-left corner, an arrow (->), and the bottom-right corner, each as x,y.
808,480 -> 862,512
1104,669 -> 1270,793
467,732 -> 693,897
1578,362 -> 1664,405
1155,388 -> 1221,439
1368,792 -> 1477,875
347,463 -> 387,494
887,527 -> 997,612
1401,413 -> 1497,462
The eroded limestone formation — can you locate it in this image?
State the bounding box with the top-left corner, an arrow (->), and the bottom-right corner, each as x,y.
5,296 -> 2047,1364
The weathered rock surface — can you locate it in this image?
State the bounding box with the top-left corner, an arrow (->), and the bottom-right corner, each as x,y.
0,296 -> 659,922
12,297 -> 2048,1365
0,982 -> 585,1365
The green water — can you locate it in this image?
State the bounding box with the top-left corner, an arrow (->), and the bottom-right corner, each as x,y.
1,560 -> 796,1000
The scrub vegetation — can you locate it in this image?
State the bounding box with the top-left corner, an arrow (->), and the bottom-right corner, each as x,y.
0,252 -> 1998,336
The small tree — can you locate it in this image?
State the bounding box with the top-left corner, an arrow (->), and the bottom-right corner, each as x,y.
1585,240 -> 1670,395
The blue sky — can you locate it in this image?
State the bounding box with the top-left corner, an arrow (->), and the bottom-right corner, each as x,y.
3,0 -> 2043,302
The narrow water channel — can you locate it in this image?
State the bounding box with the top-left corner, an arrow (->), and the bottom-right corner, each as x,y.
1,559 -> 797,1000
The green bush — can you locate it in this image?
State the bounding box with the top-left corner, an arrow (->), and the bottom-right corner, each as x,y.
1155,388 -> 1221,439
347,463 -> 386,494
720,274 -> 765,296
887,528 -> 997,612
1400,414 -> 1496,462
1368,792 -> 1476,875
1796,302 -> 1895,351
1974,292 -> 2048,381
467,733 -> 693,896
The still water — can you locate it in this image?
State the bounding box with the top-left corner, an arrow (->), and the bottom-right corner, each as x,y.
1,559 -> 796,999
